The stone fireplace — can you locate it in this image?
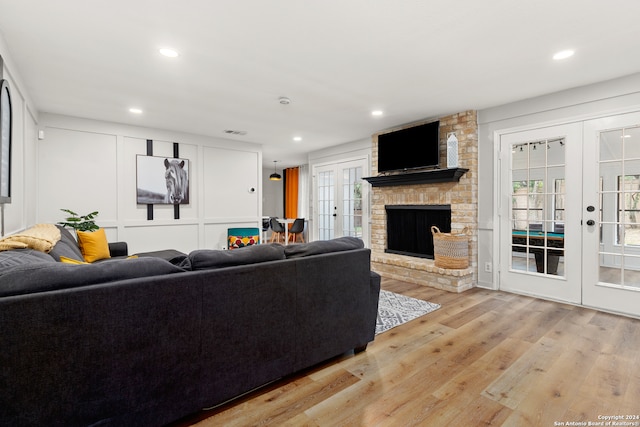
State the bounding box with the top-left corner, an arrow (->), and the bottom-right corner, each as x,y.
367,111 -> 478,292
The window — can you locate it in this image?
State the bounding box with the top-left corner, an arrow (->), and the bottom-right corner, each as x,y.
512,180 -> 544,230
342,167 -> 363,238
554,179 -> 565,232
617,175 -> 640,246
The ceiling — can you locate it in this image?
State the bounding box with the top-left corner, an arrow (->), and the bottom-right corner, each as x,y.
1,1 -> 639,168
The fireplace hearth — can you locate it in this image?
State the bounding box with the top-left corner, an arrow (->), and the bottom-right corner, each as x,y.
385,205 -> 451,259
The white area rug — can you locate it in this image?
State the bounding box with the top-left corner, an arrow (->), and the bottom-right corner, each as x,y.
375,290 -> 441,335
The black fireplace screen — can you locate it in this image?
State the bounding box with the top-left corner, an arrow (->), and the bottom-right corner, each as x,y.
385,205 -> 451,259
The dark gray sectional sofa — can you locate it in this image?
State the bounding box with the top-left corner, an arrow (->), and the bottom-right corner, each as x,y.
0,227 -> 380,427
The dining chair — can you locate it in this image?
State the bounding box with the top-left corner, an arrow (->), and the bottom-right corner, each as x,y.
269,217 -> 285,243
288,218 -> 305,243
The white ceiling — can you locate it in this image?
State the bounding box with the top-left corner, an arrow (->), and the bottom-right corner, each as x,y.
1,1 -> 640,168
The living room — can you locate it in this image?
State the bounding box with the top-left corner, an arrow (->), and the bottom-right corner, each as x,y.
2,1 -> 640,425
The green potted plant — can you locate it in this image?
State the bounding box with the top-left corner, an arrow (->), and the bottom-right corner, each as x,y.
57,209 -> 100,232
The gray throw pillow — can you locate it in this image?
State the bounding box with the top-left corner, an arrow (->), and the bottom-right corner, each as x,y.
185,243 -> 286,270
284,236 -> 364,259
48,225 -> 84,262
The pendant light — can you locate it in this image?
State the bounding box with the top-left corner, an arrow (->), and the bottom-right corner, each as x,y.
270,160 -> 282,181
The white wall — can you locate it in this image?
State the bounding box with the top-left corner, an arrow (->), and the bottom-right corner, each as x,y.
308,137 -> 371,167
477,72 -> 640,288
0,34 -> 38,236
262,166 -> 284,219
37,114 -> 263,253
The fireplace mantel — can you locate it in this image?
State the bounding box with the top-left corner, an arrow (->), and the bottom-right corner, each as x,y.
363,167 -> 468,187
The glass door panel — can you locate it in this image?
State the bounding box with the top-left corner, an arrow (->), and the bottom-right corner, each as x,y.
317,168 -> 335,241
509,138 -> 566,276
342,166 -> 363,238
596,126 -> 640,289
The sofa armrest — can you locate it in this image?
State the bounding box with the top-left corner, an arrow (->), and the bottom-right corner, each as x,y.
108,242 -> 128,257
368,271 -> 381,335
355,271 -> 382,353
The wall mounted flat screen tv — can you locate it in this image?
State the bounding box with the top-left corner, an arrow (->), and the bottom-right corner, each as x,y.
377,120 -> 440,173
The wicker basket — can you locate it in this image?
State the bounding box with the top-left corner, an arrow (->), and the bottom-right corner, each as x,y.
431,226 -> 470,269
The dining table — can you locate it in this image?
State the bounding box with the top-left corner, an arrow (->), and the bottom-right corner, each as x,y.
277,218 -> 296,245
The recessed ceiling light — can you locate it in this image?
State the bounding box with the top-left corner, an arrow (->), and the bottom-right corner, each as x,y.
293,136 -> 302,142
159,48 -> 179,58
371,110 -> 383,116
129,108 -> 143,114
553,49 -> 574,60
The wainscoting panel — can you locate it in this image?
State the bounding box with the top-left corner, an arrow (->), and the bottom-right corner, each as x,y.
202,147 -> 260,220
124,223 -> 199,254
37,127 -> 118,224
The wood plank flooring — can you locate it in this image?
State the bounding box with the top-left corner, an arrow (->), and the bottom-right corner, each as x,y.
173,278 -> 640,426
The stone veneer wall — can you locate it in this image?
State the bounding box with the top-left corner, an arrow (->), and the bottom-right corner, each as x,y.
370,110 -> 478,292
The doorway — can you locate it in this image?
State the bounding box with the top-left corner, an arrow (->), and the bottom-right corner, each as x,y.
313,159 -> 368,245
498,112 -> 640,317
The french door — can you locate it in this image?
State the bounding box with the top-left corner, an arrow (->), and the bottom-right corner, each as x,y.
314,159 -> 368,244
582,112 -> 640,316
499,123 -> 583,304
499,113 -> 640,317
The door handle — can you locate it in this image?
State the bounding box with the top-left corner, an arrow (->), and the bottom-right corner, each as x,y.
586,219 -> 595,226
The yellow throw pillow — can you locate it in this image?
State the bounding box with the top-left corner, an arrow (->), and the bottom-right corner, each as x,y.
59,256 -> 89,265
76,228 -> 111,263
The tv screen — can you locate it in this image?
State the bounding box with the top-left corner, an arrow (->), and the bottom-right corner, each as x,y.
377,120 -> 440,173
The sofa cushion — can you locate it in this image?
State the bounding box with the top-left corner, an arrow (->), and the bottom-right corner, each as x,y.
284,236 -> 364,259
77,228 -> 111,263
48,225 -> 85,262
0,257 -> 185,297
134,249 -> 187,265
185,243 -> 285,270
0,248 -> 56,268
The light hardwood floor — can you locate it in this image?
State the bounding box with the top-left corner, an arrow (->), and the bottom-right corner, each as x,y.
173,278 -> 640,426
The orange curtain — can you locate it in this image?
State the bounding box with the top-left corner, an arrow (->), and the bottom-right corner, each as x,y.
284,167 -> 299,222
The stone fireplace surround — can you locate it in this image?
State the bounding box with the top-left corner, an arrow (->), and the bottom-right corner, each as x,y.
369,111 -> 478,292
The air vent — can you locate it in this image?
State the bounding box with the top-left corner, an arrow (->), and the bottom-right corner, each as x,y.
223,130 -> 247,136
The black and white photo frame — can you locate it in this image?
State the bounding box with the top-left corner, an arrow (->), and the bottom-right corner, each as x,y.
136,155 -> 190,205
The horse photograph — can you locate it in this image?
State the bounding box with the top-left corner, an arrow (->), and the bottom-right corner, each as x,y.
136,155 -> 190,205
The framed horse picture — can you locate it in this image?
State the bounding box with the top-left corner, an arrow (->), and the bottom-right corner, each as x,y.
136,155 -> 190,205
